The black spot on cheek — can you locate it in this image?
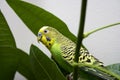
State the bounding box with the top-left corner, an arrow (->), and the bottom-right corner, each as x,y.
49,43 -> 51,45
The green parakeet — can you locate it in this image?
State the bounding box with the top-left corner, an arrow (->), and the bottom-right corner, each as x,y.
37,26 -> 116,80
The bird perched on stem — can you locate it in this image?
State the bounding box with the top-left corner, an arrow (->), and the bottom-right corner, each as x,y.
37,26 -> 117,80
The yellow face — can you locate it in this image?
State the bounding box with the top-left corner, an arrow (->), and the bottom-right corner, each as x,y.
37,26 -> 55,49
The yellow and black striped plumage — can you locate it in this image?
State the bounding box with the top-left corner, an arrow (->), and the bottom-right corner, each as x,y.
57,31 -> 103,66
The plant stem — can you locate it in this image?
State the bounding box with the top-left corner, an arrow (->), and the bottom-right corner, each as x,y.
73,0 -> 87,80
84,22 -> 120,38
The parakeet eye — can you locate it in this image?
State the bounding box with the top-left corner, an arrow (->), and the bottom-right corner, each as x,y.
44,30 -> 49,34
38,32 -> 42,37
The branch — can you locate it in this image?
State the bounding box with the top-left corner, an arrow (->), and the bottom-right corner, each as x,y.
84,22 -> 120,38
73,0 -> 88,80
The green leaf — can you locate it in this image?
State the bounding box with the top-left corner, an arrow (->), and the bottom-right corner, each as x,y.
6,0 -> 76,43
106,63 -> 120,76
0,10 -> 16,47
0,47 -> 36,80
0,47 -> 18,80
30,44 -> 66,80
16,49 -> 36,80
0,10 -> 35,79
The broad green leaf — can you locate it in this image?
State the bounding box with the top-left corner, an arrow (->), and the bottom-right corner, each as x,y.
16,49 -> 36,80
106,63 -> 120,75
0,47 -> 18,80
30,45 -> 66,80
0,10 -> 16,47
0,47 -> 36,80
6,0 -> 76,42
0,10 -> 35,79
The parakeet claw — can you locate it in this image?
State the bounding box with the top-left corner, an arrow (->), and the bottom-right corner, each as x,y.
66,73 -> 73,80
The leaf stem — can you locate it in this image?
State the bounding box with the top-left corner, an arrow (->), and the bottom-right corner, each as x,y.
73,0 -> 88,80
84,22 -> 120,38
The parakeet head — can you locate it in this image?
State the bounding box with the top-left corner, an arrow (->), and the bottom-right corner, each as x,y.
37,26 -> 59,49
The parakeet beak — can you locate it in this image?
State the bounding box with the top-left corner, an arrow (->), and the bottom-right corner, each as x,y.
37,37 -> 41,43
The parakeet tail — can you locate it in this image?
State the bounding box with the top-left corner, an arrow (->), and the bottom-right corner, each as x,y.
79,67 -> 117,80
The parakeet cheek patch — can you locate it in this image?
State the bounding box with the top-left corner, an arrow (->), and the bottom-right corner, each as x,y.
46,37 -> 51,41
